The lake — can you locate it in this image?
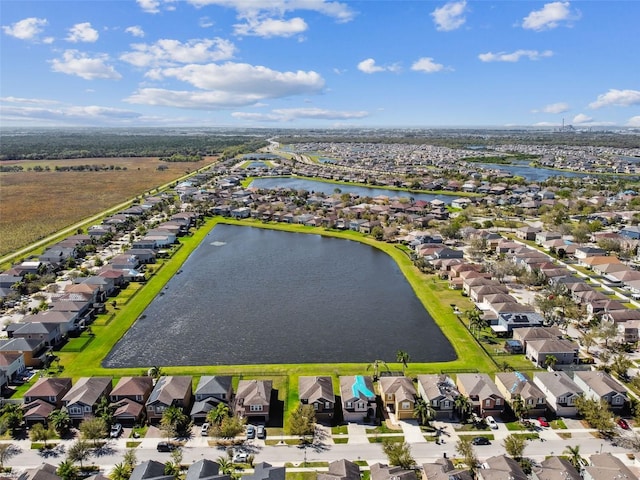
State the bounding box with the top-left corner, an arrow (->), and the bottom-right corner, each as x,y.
103,225 -> 456,367
248,177 -> 455,204
475,160 -> 588,182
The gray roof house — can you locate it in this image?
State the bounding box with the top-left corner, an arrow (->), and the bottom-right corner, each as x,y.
572,371 -> 628,412
531,457 -> 581,480
583,453 -> 637,480
243,463 -> 285,480
317,460 -> 361,480
494,372 -> 547,418
185,459 -> 231,480
416,374 -> 459,419
339,375 -> 377,422
533,372 -> 583,417
298,376 -> 335,423
370,463 -> 417,480
130,460 -> 174,480
456,373 -> 505,418
423,458 -> 473,480
62,376 -> 113,423
478,455 -> 527,480
146,376 -> 193,423
18,463 -> 61,480
525,338 -> 579,367
191,375 -> 233,424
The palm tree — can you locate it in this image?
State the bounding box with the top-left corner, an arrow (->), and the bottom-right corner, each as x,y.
148,366 -> 163,382
454,395 -> 474,423
413,399 -> 436,426
396,350 -> 410,375
109,463 -> 132,480
367,359 -> 389,381
217,457 -> 233,475
49,408 -> 72,436
206,403 -> 230,425
563,445 -> 586,469
465,309 -> 485,337
544,355 -> 558,370
95,395 -> 114,425
57,460 -> 80,480
511,394 -> 528,422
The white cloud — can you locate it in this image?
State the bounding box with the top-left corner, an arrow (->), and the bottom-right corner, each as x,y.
125,26 -> 145,37
50,50 -> 122,80
478,49 -> 553,62
589,89 -> 640,109
2,17 -> 48,41
431,0 -> 467,32
121,38 -> 236,67
126,62 -> 325,108
357,58 -> 399,74
0,102 -> 141,125
1,96 -> 60,105
572,113 -> 592,124
66,22 -> 99,43
137,0 -> 161,13
534,102 -> 570,114
522,1 -> 578,31
627,116 -> 640,127
232,107 -> 369,122
533,122 -> 560,127
234,16 -> 307,37
199,17 -> 215,28
411,57 -> 446,73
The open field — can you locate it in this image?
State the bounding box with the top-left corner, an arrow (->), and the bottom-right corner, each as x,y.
0,157 -> 210,256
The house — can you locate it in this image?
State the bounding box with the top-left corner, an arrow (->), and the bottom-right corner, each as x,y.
22,377 -> 73,425
423,458 -> 473,480
146,376 -> 193,424
110,376 -> 154,426
533,371 -> 582,417
18,463 -> 62,480
234,379 -> 272,423
318,460 -> 361,480
191,376 -> 233,424
455,373 -> 505,418
8,321 -> 62,347
298,376 -> 335,423
0,337 -> 48,368
243,463 -> 285,480
0,352 -> 25,382
572,371 -> 628,411
516,226 -> 541,241
531,457 -> 581,480
21,310 -> 79,337
512,327 -> 563,350
525,338 -> 579,367
378,376 -> 416,420
416,374 -> 459,419
370,463 -> 417,480
185,459 -> 231,480
62,377 -> 113,424
339,375 -> 377,422
494,372 -> 546,418
478,455 -> 527,480
130,460 -> 174,480
583,453 -> 637,480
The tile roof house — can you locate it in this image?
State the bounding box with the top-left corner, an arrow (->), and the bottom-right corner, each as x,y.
234,379 -> 273,423
583,453 -> 637,480
378,376 -> 416,420
494,372 -> 546,418
110,376 -> 154,426
456,373 -> 505,418
531,456 -> 581,480
416,374 -> 459,419
298,376 -> 335,423
146,376 -> 193,424
22,377 -> 73,426
62,377 -> 113,423
317,460 -> 361,480
423,458 -> 473,480
572,371 -> 628,412
190,375 -> 233,424
339,375 -> 377,422
185,459 -> 231,480
370,463 -> 417,480
18,463 -> 62,480
0,351 -> 25,382
533,372 -> 583,417
130,460 -> 174,480
525,338 -> 579,368
478,455 -> 527,480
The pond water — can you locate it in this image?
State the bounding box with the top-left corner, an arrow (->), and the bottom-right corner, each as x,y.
248,177 -> 454,204
474,160 -> 588,182
103,225 -> 456,367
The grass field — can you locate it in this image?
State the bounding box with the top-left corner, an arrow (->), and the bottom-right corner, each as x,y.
0,156 -> 210,256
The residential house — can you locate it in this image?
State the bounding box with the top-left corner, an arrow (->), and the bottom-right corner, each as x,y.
370,463 -> 417,480
339,375 -> 377,422
525,338 -> 579,367
0,352 -> 25,383
416,374 -> 459,419
130,460 -> 174,480
423,459 -> 473,480
185,459 -> 231,480
533,371 -> 583,417
455,373 -> 505,418
21,310 -> 79,337
8,321 -> 62,347
234,379 -> 272,423
146,376 -> 193,424
0,337 -> 47,367
512,327 -> 563,350
22,377 -> 73,425
378,376 -> 416,420
62,376 -> 113,424
110,376 -> 154,426
190,375 -> 233,424
583,453 -> 637,480
298,376 -> 335,423
478,455 -> 527,480
572,371 -> 628,411
494,372 -> 546,418
18,463 -> 62,480
317,460 -> 361,480
516,226 -> 541,241
243,463 -> 285,480
531,457 -> 581,480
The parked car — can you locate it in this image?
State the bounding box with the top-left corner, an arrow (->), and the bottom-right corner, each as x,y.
201,423 -> 210,436
157,441 -> 178,452
472,436 -> 491,445
618,418 -> 630,430
257,425 -> 266,439
110,423 -> 123,438
246,425 -> 256,439
538,417 -> 550,428
233,452 -> 248,463
485,416 -> 498,429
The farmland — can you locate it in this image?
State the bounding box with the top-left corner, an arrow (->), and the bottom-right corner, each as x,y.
0,156 -> 209,256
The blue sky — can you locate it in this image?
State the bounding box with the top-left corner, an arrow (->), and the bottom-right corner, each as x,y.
1,0 -> 639,128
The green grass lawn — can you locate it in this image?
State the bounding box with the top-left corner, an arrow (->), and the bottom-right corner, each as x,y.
368,435 -> 404,443
333,438 -> 348,444
331,425 -> 348,435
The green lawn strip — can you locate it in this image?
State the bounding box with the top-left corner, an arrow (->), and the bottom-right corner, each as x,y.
331,425 -> 348,435
265,439 -> 299,446
368,435 -> 404,443
365,424 -> 402,434
333,438 -> 348,444
59,334 -> 94,352
285,462 -> 328,468
285,473 -> 317,480
551,419 -> 567,429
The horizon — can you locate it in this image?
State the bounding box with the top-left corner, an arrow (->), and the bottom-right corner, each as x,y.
1,1 -> 639,129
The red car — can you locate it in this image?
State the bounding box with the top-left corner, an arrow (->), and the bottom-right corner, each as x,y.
618,418 -> 630,430
538,417 -> 550,427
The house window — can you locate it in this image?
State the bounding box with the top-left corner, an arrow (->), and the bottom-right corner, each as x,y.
527,398 -> 533,405
495,399 -> 501,406
156,405 -> 165,413
443,401 -> 450,408
613,396 -> 623,404
432,400 -> 438,406
485,399 -> 491,406
401,402 -> 411,410
313,403 -> 319,410
346,402 -> 352,409
250,405 -> 263,412
136,395 -> 142,401
49,396 -> 56,402
84,406 -> 91,412
69,406 -> 82,415
221,393 -> 226,399
325,402 -> 331,409
387,394 -> 393,401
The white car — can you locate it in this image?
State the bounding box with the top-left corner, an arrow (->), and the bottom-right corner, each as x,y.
233,452 -> 248,463
486,416 -> 498,429
201,423 -> 210,436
